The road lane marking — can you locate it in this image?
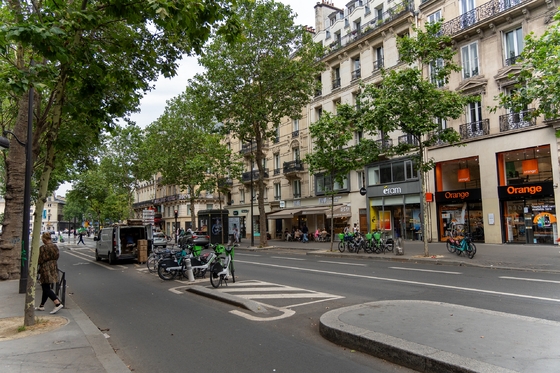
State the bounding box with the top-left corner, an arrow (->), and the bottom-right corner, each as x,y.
236,260 -> 560,303
63,251 -> 127,269
499,276 -> 560,284
319,260 -> 366,267
235,253 -> 261,257
389,267 -> 462,274
214,280 -> 343,322
271,256 -> 305,261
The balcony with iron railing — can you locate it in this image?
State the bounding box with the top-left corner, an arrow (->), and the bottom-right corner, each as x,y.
273,168 -> 281,176
499,109 -> 536,132
274,195 -> 281,201
351,68 -> 361,81
398,134 -> 419,146
292,130 -> 299,138
217,178 -> 233,189
332,78 -> 341,89
241,169 -> 270,183
293,193 -> 301,199
240,141 -> 269,156
459,119 -> 490,139
505,53 -> 521,66
324,1 -> 414,57
441,0 -> 531,37
283,160 -> 305,176
376,138 -> 393,151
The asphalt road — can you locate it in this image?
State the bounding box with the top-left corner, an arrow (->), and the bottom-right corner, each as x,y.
59,241 -> 560,372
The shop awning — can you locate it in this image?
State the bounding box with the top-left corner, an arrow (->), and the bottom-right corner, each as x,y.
300,207 -> 329,215
325,205 -> 352,219
267,208 -> 302,219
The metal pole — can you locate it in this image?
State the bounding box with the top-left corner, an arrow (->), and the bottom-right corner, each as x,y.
18,86 -> 33,294
250,139 -> 254,247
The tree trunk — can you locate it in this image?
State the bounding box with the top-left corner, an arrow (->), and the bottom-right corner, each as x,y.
254,133 -> 267,248
419,144 -> 430,257
0,92 -> 30,280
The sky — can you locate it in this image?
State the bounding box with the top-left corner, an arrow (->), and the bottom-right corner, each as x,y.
128,0 -> 316,128
57,0 -> 317,196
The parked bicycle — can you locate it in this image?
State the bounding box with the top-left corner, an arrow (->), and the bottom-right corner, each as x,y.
447,233 -> 476,259
337,232 -> 357,253
208,241 -> 237,288
369,231 -> 394,254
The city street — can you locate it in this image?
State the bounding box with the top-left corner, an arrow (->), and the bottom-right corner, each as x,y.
58,238 -> 560,372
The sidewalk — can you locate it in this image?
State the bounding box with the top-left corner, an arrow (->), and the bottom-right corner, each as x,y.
236,237 -> 560,273
0,279 -> 129,373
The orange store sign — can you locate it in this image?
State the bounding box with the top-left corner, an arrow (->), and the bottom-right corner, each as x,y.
506,185 -> 542,195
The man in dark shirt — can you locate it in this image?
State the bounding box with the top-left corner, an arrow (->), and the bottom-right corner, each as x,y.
302,224 -> 309,243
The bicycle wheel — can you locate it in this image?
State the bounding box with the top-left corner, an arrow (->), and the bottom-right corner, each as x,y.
229,261 -> 235,283
147,254 -> 159,273
386,240 -> 394,252
347,242 -> 355,253
338,241 -> 346,253
446,240 -> 455,253
158,265 -> 177,281
467,242 -> 477,259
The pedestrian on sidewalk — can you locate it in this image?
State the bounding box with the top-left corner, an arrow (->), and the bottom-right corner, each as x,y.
77,231 -> 85,245
302,224 -> 309,243
37,232 -> 64,314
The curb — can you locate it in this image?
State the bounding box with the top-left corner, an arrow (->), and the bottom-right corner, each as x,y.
65,294 -> 130,373
186,285 -> 268,314
319,303 -> 518,373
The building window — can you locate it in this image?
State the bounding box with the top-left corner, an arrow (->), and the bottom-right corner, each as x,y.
429,58 -> 444,87
355,130 -> 363,144
315,173 -> 349,195
332,66 -> 341,89
427,10 -> 442,24
240,189 -> 245,203
373,46 -> 384,70
461,42 -> 479,79
293,180 -> 301,198
467,99 -> 483,124
326,30 -> 331,39
367,160 -> 417,185
376,7 -> 383,22
315,107 -> 323,122
357,171 -> 365,189
504,27 -> 523,66
435,117 -> 447,130
274,183 -> 281,200
351,56 -> 361,80
292,118 -> 299,135
293,147 -> 300,161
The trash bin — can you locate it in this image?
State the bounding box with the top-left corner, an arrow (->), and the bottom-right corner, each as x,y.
198,209 -> 229,244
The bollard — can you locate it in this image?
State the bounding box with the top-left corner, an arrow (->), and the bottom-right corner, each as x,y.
184,258 -> 195,282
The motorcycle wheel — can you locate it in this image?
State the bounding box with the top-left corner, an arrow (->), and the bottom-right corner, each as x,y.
158,265 -> 177,280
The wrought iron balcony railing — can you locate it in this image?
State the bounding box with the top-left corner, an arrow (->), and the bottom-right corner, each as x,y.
273,168 -> 281,176
351,68 -> 361,80
398,134 -> 419,146
505,54 -> 521,66
240,141 -> 268,155
499,109 -> 536,132
241,169 -> 269,182
376,138 -> 393,150
283,160 -> 305,174
441,0 -> 529,37
324,1 -> 414,57
274,195 -> 281,201
293,193 -> 301,199
292,130 -> 299,138
332,78 -> 341,89
459,119 -> 490,139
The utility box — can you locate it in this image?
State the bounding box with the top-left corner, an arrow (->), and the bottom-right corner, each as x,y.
198,209 -> 229,244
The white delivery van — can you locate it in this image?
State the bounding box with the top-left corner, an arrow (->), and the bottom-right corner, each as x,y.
94,220 -> 153,264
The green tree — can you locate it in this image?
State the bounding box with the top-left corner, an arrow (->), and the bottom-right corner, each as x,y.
0,0 -> 241,326
358,21 -> 472,256
495,10 -> 560,128
304,105 -> 376,251
195,0 -> 324,246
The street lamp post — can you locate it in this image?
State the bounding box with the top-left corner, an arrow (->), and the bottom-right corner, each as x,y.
250,139 -> 255,247
174,210 -> 178,243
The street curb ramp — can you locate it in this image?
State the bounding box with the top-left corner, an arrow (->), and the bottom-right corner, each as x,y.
319,304 -> 517,373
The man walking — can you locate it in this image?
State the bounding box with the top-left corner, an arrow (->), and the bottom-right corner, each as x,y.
77,231 -> 85,245
302,224 -> 309,243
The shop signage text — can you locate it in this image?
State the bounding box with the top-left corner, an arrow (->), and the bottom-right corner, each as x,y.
497,182 -> 553,200
506,185 -> 542,195
383,186 -> 402,195
435,189 -> 481,203
444,191 -> 469,199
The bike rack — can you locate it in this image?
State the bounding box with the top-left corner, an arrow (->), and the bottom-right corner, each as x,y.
56,269 -> 66,305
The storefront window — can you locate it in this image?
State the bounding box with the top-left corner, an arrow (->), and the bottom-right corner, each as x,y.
504,198 -> 556,244
498,145 -> 552,186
